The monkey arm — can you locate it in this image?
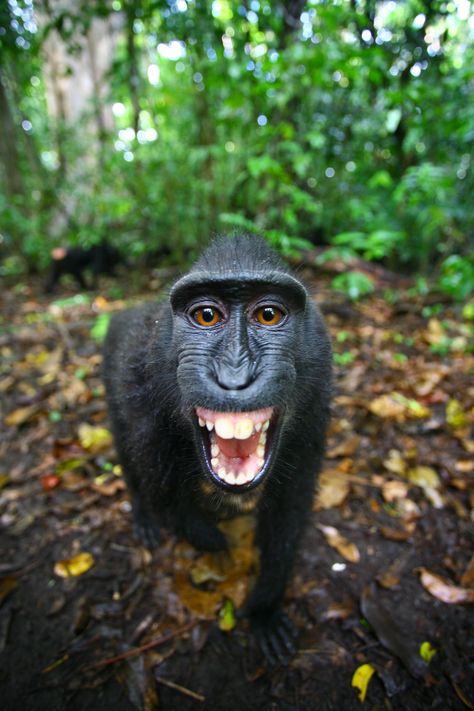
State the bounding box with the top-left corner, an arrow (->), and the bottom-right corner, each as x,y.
244,444 -> 323,664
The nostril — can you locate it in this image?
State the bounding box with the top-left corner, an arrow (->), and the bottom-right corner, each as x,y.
214,361 -> 254,391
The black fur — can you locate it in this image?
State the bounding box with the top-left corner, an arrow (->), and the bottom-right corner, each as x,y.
103,234 -> 332,662
45,241 -> 122,293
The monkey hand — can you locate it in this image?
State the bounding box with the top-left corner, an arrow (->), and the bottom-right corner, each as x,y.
244,606 -> 297,666
132,505 -> 160,549
178,514 -> 228,552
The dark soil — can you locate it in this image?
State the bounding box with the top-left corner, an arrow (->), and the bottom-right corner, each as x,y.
1,269 -> 473,711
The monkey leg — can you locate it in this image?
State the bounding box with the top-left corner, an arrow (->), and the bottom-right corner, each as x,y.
243,466 -> 317,664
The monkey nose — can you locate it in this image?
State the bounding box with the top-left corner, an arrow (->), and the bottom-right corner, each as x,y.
214,360 -> 255,391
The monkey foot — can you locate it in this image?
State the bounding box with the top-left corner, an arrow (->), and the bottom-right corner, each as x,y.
249,610 -> 297,666
179,516 -> 228,552
132,511 -> 160,549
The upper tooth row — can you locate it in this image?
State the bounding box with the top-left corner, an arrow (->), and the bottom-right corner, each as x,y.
198,417 -> 270,439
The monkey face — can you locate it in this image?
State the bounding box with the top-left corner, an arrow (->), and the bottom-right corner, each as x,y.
169,270 -> 309,492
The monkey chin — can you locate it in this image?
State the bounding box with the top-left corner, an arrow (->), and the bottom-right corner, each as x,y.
194,406 -> 279,492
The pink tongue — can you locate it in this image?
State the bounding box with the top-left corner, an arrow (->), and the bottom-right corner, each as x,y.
215,431 -> 260,458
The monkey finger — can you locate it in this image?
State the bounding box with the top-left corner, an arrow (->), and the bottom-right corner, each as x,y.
133,521 -> 160,549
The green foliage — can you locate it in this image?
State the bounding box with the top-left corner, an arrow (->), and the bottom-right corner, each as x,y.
332,271 -> 375,301
90,313 -> 111,343
0,0 -> 472,289
438,255 -> 474,302
332,230 -> 404,261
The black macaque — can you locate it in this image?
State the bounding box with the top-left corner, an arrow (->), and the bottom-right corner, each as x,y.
45,241 -> 123,293
103,234 -> 332,663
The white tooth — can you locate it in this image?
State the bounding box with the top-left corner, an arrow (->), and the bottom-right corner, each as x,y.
236,472 -> 247,485
211,443 -> 220,457
257,445 -> 265,458
211,457 -> 219,470
227,471 -> 237,484
218,467 -> 227,480
262,420 -> 269,432
245,471 -> 255,483
255,422 -> 262,432
259,432 -> 267,446
234,418 -> 254,440
257,458 -> 264,470
198,417 -> 205,427
215,417 -> 234,439
206,420 -> 214,432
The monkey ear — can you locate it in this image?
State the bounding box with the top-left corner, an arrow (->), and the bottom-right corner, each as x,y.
170,271 -> 308,311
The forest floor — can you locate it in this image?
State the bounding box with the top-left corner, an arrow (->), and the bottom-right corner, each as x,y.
0,264 -> 473,711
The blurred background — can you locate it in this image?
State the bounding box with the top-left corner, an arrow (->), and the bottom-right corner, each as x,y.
0,0 -> 473,299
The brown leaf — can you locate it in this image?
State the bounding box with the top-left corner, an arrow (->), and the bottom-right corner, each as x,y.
5,404 -> 40,427
382,480 -> 409,502
460,557 -> 474,589
317,524 -> 360,562
0,576 -> 18,606
315,470 -> 350,509
326,435 -> 360,458
417,568 -> 474,604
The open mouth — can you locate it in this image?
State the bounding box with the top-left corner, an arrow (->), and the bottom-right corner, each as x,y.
195,406 -> 276,489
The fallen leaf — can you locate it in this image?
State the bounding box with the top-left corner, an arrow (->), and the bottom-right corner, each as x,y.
0,576 -> 18,606
405,466 -> 440,489
5,404 -> 40,426
379,526 -> 412,541
382,480 -> 409,502
92,478 -> 126,496
326,435 -> 360,458
54,552 -> 95,578
460,557 -> 474,588
40,474 -> 61,491
369,394 -> 407,419
417,568 -> 474,604
369,392 -> 430,420
315,470 -> 350,509
218,598 -> 236,632
383,449 -> 406,476
351,663 -> 375,703
419,641 -> 437,663
78,424 -> 112,454
189,553 -> 229,585
317,524 -> 360,562
446,399 -> 466,429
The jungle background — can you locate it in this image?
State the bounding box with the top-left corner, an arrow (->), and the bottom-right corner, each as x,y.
1,1 -> 473,710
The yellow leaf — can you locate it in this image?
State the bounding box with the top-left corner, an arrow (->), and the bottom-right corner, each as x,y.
405,466 -> 440,489
218,598 -> 236,632
369,394 -> 406,419
54,552 -> 94,578
446,399 -> 466,429
419,641 -> 437,663
317,524 -> 360,562
391,392 -> 430,418
352,663 -> 375,703
78,424 -> 112,454
383,449 -> 406,476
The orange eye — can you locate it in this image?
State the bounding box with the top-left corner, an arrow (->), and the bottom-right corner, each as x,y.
192,306 -> 222,327
254,305 -> 284,326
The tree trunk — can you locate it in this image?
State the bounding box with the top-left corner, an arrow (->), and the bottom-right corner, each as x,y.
0,69 -> 24,200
